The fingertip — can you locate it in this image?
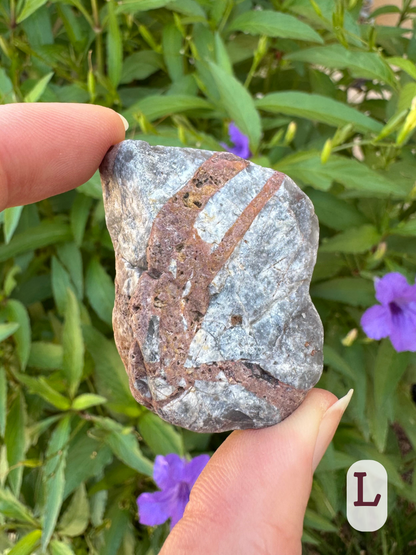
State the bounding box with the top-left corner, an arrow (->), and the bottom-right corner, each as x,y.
0,103 -> 127,208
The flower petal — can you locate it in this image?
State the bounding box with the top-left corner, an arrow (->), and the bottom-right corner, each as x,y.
389,302 -> 416,352
153,454 -> 185,489
375,272 -> 416,305
169,483 -> 190,530
183,454 -> 210,488
137,490 -> 173,527
228,122 -> 246,145
361,304 -> 391,340
227,123 -> 251,159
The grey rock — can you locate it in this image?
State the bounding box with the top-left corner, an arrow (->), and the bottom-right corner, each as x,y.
100,140 -> 323,433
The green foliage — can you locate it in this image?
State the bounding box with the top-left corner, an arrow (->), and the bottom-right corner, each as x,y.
1,0 -> 416,553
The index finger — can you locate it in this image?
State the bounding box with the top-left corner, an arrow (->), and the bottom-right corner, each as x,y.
0,102 -> 127,210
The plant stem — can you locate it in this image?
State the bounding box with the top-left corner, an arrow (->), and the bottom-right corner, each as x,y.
91,0 -> 104,74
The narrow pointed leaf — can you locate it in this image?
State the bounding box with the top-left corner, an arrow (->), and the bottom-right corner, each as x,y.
3,206 -> 23,244
256,92 -> 382,133
62,289 -> 84,398
5,391 -> 26,495
8,530 -> 42,555
228,10 -> 323,44
208,61 -> 261,149
6,299 -> 31,370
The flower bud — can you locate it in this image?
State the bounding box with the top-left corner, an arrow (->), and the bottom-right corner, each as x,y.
342,328 -> 358,347
321,139 -> 332,164
396,97 -> 416,146
284,122 -> 296,145
372,242 -> 387,262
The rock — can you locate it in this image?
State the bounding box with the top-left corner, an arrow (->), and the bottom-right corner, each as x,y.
100,140 -> 323,433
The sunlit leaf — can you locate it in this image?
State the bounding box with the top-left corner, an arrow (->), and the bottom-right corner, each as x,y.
228,10 -> 323,44
256,92 -> 382,133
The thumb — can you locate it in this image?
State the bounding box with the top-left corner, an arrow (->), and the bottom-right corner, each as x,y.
161,388 -> 353,555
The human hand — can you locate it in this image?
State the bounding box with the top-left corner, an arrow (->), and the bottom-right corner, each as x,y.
1,102 -> 353,555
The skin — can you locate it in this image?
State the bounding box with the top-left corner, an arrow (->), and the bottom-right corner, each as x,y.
0,103 -> 352,555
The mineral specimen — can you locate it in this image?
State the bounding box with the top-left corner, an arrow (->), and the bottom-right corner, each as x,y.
100,140 -> 323,433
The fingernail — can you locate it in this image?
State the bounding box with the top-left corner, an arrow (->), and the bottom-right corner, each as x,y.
312,389 -> 353,471
118,113 -> 129,131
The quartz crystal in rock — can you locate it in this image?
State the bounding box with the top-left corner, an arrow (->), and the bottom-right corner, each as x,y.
100,140 -> 323,433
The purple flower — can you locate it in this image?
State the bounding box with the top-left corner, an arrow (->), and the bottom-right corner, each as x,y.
361,272 -> 416,352
221,122 -> 251,159
137,453 -> 210,529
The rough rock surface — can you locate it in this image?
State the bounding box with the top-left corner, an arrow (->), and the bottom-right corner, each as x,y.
100,140 -> 323,433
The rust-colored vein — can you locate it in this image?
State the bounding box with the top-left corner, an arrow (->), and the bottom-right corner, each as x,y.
128,152 -> 305,415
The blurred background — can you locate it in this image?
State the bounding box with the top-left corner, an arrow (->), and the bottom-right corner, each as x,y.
1,0 -> 416,553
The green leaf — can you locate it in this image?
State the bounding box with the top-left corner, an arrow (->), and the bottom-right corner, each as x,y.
3,206 -> 23,244
162,25 -> 184,82
72,393 -> 107,411
215,32 -> 233,75
17,0 -> 47,22
70,193 -> 93,246
100,501 -> 130,555
8,530 -> 42,555
49,540 -> 75,555
127,94 -> 212,122
58,483 -> 89,536
42,415 -> 71,551
6,299 -> 31,370
94,417 -> 153,476
388,57 -> 416,81
56,243 -> 83,300
0,487 -> 38,525
107,1 -> 122,87
28,342 -> 63,371
121,50 -> 163,84
83,326 -> 139,416
115,0 -> 171,14
278,152 -> 404,197
138,411 -> 184,456
228,10 -> 323,44
304,508 -> 337,532
285,45 -> 397,88
77,171 -> 103,199
374,340 -> 409,411
0,221 -> 71,263
90,490 -> 107,527
208,61 -> 261,150
311,278 -> 375,307
28,415 -> 62,446
4,265 -> 21,297
0,67 -> 14,102
5,391 -> 26,495
62,289 -> 84,398
0,322 -> 19,342
63,433 -> 112,499
397,82 -> 416,113
320,224 -> 381,254
256,92 -> 382,133
324,345 -> 356,381
24,72 -> 53,102
85,258 -> 114,326
52,256 -> 74,315
307,189 -> 368,231
0,368 -> 6,438
391,218 -> 416,237
14,373 -> 71,411
371,5 -> 401,17
167,0 -> 205,18
315,448 -> 356,473
312,252 -> 345,282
